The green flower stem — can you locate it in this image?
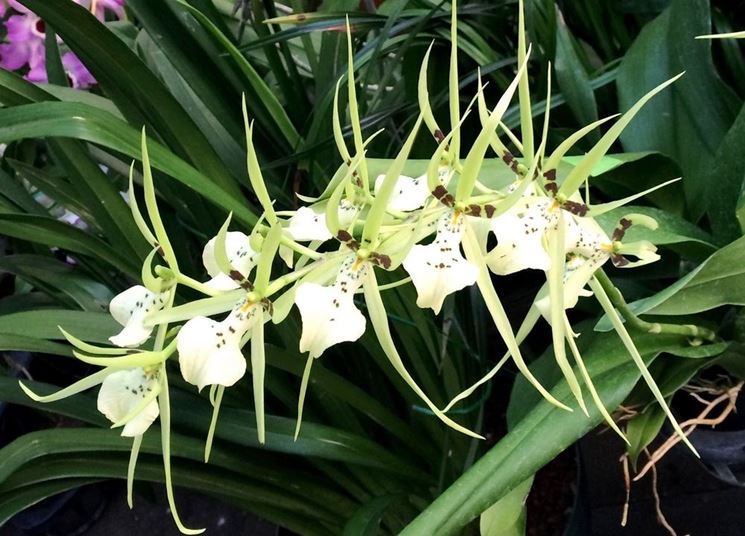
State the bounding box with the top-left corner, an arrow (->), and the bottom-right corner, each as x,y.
595,270 -> 716,342
252,224 -> 323,260
265,254 -> 341,298
170,271 -> 221,297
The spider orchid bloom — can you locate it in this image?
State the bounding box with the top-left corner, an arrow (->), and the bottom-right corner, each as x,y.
97,367 -> 161,437
402,211 -> 478,314
286,199 -> 360,242
535,214 -> 660,319
176,299 -> 263,390
109,285 -> 168,347
202,231 -> 257,292
295,255 -> 368,359
486,190 -> 581,275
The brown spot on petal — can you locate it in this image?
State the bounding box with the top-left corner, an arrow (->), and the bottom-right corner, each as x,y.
612,218 -> 633,242
611,254 -> 629,268
432,185 -> 454,207
337,230 -> 353,242
370,253 -> 391,269
562,200 -> 589,217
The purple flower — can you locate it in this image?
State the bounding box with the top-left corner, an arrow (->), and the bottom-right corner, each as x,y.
0,0 -> 123,88
62,51 -> 96,88
91,0 -> 125,19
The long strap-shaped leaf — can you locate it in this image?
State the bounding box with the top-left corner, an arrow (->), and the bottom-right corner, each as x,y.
17,0 -> 240,198
0,102 -> 257,226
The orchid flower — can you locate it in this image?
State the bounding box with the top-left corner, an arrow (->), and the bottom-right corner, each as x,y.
176,298 -> 265,390
0,0 -> 124,88
109,284 -> 168,347
402,211 -> 478,314
295,255 -> 368,358
97,367 -> 161,437
285,199 -> 359,242
201,230 -> 257,292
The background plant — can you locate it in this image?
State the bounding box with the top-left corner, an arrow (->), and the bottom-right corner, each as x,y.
1,0 -> 745,534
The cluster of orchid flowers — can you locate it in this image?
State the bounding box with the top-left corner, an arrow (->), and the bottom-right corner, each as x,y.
0,0 -> 124,88
19,2 -> 700,533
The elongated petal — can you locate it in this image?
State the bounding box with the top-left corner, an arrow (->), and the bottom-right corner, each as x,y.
97,368 -> 160,437
202,231 -> 257,291
176,302 -> 259,390
374,173 -> 429,212
403,212 -> 477,314
296,258 -> 367,358
109,286 -> 168,348
287,206 -> 332,241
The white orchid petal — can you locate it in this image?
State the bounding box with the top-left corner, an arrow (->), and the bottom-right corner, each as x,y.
177,303 -> 259,391
287,206 -> 333,242
97,368 -> 160,437
488,197 -> 557,274
109,285 -> 168,348
295,258 -> 367,358
374,173 -> 429,212
535,252 -> 608,320
202,231 -> 257,290
337,199 -> 360,227
403,212 -> 478,314
564,214 -> 608,257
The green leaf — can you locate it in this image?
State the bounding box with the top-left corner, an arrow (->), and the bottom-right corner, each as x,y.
616,0 -> 739,218
553,6 -> 598,136
17,0 -> 242,198
0,255 -> 112,312
594,205 -> 715,248
0,213 -> 139,277
0,334 -> 72,356
0,102 -> 257,227
706,102 -> 745,241
178,0 -> 301,149
637,235 -> 745,316
0,310 -> 119,343
342,494 -> 403,536
626,404 -> 665,467
479,477 -> 532,536
0,69 -> 150,259
0,455 -> 339,534
0,478 -> 102,527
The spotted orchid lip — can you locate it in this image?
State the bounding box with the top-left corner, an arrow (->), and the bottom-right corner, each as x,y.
402,210 -> 478,315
